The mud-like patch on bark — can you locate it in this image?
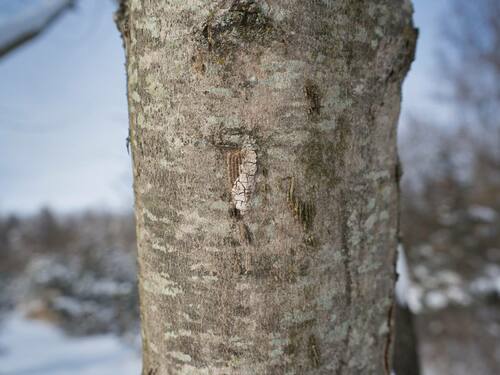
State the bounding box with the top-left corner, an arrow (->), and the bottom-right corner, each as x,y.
202,1 -> 274,51
287,177 -> 315,231
192,0 -> 281,69
304,80 -> 322,122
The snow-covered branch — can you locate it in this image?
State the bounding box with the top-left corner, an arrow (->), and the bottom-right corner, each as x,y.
0,0 -> 73,57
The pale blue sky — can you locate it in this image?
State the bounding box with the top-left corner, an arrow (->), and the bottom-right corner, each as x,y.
0,0 -> 453,214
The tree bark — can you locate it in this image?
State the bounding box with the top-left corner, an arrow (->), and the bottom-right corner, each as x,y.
117,1 -> 416,374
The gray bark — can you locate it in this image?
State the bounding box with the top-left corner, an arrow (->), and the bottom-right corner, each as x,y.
117,1 -> 416,374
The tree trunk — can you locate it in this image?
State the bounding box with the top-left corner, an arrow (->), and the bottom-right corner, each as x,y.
117,1 -> 416,374
392,302 -> 421,375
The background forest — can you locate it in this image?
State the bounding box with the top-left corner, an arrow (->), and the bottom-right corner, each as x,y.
0,0 -> 499,374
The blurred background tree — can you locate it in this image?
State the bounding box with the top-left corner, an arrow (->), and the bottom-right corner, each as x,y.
399,0 -> 500,373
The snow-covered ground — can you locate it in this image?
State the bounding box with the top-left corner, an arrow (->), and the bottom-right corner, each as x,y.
0,313 -> 141,375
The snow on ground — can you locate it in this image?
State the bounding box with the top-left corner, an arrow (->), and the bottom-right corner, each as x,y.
0,313 -> 141,375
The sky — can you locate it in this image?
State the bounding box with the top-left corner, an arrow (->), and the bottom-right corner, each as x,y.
0,0 -> 453,215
